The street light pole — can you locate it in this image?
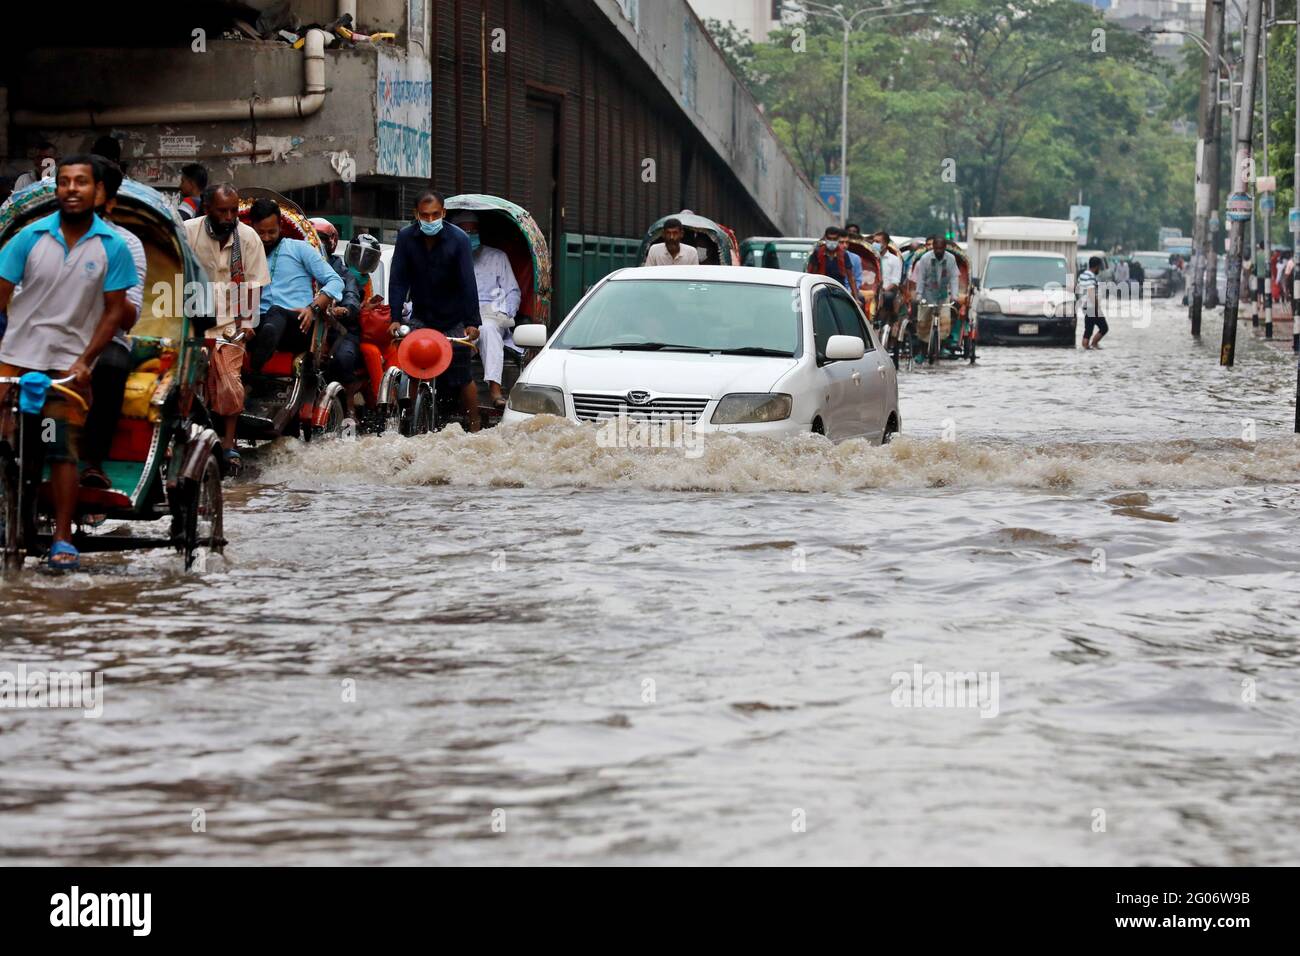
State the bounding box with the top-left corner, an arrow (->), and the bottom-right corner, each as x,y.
840,15 -> 850,227
1191,2 -> 1225,337
1221,0 -> 1265,368
799,1 -> 930,227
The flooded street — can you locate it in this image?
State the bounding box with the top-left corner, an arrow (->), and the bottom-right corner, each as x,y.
3,301 -> 1299,865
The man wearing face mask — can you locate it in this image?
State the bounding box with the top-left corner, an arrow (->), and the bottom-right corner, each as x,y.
873,230 -> 903,330
807,226 -> 863,299
183,182 -> 270,467
387,189 -> 482,430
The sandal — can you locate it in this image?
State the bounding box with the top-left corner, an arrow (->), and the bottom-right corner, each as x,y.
46,539 -> 80,571
80,466 -> 111,489
222,448 -> 242,472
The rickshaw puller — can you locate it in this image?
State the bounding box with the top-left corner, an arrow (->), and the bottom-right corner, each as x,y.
448,211 -> 521,409
0,154 -> 136,569
183,183 -> 271,468
387,190 -> 481,431
874,230 -> 903,331
910,236 -> 960,362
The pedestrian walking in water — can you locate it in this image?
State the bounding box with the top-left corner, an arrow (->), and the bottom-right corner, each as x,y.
1078,255 -> 1108,350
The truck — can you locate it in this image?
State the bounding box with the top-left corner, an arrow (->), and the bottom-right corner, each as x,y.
966,216 -> 1079,347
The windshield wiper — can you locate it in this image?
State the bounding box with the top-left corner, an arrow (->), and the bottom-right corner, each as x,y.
716,347 -> 794,357
570,342 -> 699,351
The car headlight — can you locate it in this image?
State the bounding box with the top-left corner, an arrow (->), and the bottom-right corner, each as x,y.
710,393 -> 793,425
507,383 -> 565,416
978,299 -> 1002,314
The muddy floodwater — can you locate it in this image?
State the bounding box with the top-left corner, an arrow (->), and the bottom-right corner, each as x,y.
3,301 -> 1299,865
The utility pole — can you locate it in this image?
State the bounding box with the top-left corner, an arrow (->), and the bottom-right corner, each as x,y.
1221,0 -> 1264,368
1192,1 -> 1225,336
1261,22 -> 1273,337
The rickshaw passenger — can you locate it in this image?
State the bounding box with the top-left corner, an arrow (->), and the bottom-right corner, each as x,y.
324,233 -> 382,403
387,189 -> 482,431
645,218 -> 699,266
0,154 -> 136,569
448,210 -> 520,410
246,198 -> 342,372
81,158 -> 146,489
183,183 -> 270,466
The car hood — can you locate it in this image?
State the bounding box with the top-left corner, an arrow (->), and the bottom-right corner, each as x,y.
522,348 -> 799,398
979,285 -> 1072,317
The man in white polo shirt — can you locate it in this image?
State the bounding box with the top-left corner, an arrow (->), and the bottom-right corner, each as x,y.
0,153 -> 136,569
644,218 -> 700,266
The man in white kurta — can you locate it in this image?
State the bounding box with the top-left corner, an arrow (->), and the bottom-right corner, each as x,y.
450,211 -> 521,407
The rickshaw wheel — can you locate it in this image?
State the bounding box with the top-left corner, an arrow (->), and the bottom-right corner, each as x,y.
183,452 -> 224,570
316,394 -> 347,440
411,387 -> 436,435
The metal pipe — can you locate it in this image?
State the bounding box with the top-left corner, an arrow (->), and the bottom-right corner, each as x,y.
13,28 -> 329,128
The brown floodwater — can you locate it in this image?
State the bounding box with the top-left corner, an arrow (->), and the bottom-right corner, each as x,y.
2,301 -> 1298,864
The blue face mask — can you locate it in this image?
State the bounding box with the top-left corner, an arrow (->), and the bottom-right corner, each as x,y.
871,242 -> 882,254
468,234 -> 481,251
418,218 -> 444,237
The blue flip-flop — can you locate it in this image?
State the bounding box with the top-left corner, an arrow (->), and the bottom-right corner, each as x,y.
46,539 -> 80,571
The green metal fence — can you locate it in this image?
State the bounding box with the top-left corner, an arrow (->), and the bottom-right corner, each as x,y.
554,233 -> 642,325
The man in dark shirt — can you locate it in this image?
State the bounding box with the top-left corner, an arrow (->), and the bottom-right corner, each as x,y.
387,189 -> 482,430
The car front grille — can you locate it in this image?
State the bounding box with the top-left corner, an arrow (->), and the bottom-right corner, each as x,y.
571,391 -> 711,424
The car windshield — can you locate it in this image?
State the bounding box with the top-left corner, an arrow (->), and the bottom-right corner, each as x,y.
768,245 -> 816,271
982,256 -> 1067,290
550,279 -> 799,355
1134,254 -> 1170,269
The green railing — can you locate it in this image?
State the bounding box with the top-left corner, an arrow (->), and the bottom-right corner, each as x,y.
553,233 -> 642,325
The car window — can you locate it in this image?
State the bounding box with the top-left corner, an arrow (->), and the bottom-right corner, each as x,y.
827,289 -> 874,352
812,291 -> 839,363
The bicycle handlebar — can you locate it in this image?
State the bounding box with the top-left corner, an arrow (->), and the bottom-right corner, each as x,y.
0,373 -> 76,386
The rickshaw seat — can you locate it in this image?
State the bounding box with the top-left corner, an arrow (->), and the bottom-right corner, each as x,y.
257,351 -> 298,377
107,418 -> 156,463
38,482 -> 133,513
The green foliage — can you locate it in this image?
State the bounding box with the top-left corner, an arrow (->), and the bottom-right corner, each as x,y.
712,0 -> 1197,248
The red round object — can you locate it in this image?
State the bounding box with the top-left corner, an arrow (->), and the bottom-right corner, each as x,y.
396,328 -> 453,380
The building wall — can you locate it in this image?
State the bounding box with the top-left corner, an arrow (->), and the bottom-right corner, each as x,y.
427,0 -> 828,244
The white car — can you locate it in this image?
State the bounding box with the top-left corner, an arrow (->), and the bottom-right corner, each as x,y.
502,266 -> 901,443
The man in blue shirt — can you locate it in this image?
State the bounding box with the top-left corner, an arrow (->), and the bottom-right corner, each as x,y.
245,197 -> 343,373
387,190 -> 482,430
0,154 -> 136,569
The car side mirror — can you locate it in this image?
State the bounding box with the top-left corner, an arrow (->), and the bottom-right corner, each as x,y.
513,323 -> 548,348
825,334 -> 865,361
